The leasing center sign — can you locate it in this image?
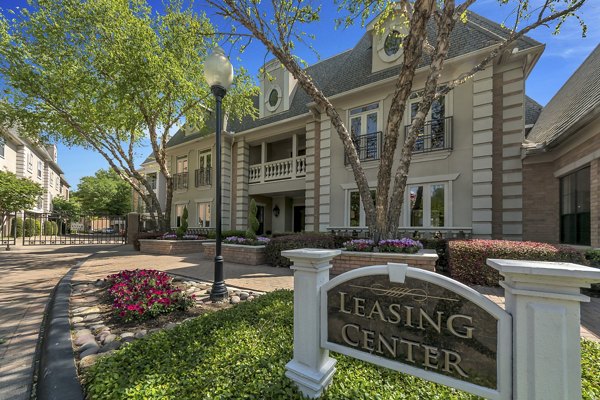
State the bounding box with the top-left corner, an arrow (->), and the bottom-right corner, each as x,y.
320,264 -> 511,399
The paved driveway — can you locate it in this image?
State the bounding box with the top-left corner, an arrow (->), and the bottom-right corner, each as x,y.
0,245 -> 111,400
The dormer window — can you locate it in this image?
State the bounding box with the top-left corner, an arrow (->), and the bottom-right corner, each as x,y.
266,85 -> 282,111
384,30 -> 402,56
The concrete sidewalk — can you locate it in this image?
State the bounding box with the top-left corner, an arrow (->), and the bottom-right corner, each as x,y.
1,244 -> 598,400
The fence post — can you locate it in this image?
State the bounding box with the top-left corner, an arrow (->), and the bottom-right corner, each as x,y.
282,248 -> 341,398
126,213 -> 139,245
487,259 -> 600,400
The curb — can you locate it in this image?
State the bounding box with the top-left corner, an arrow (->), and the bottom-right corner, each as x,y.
36,263 -> 84,400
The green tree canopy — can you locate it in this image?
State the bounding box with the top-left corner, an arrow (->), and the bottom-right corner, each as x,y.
73,169 -> 131,215
0,170 -> 43,224
52,196 -> 81,219
0,0 -> 258,229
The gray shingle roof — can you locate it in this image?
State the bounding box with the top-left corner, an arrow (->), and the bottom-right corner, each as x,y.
228,11 -> 540,133
525,96 -> 543,126
527,44 -> 600,147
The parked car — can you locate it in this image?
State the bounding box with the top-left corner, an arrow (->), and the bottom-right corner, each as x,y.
101,227 -> 116,234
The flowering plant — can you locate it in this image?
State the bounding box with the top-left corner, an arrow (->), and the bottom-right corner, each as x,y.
106,269 -> 193,322
160,233 -> 177,240
378,238 -> 423,253
343,239 -> 375,252
182,234 -> 199,240
223,236 -> 270,246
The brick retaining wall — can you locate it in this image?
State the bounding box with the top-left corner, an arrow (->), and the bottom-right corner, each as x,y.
331,251 -> 438,276
203,243 -> 266,265
139,239 -> 209,255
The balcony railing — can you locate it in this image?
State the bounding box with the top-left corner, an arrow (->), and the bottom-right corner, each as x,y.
404,116 -> 453,153
173,172 -> 188,190
194,167 -> 211,187
249,156 -> 306,184
345,131 -> 382,165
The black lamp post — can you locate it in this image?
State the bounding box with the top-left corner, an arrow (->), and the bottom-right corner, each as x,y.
204,46 -> 233,302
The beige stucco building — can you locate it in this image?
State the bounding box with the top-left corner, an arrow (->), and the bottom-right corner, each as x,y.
0,126 -> 70,213
141,12 -> 565,243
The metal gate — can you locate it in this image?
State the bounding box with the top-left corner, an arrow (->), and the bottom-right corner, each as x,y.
1,212 -> 17,248
22,212 -> 127,245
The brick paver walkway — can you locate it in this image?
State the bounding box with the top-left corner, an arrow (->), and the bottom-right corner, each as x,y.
1,244 -> 598,400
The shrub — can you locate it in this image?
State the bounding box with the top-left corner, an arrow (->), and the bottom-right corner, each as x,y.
378,238 -> 423,253
265,233 -> 338,267
207,229 -> 253,239
448,240 -> 587,286
11,217 -> 23,237
43,221 -> 54,235
343,239 -> 375,252
223,236 -> 270,246
420,238 -> 449,273
247,198 -> 259,237
84,290 -> 600,400
176,207 -> 188,238
585,249 -> 600,293
132,231 -> 166,251
24,218 -> 40,236
105,269 -> 193,322
50,220 -> 58,234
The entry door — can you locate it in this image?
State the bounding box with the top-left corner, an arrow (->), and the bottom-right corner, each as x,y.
293,206 -> 305,232
256,205 -> 265,235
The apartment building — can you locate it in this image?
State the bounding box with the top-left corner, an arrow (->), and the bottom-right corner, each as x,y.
0,126 -> 70,213
142,11 -> 547,241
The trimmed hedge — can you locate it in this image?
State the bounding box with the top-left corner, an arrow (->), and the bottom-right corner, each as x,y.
83,290 -> 600,400
448,240 -> 586,286
265,233 -> 351,268
11,217 -> 23,237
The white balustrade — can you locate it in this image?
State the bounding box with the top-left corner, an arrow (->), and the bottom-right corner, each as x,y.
250,156 -> 306,183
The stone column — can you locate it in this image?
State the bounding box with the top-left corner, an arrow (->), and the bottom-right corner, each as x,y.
126,213 -> 139,245
282,248 -> 341,398
487,259 -> 600,400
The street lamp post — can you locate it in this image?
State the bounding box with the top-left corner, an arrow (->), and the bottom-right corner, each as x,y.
204,47 -> 233,302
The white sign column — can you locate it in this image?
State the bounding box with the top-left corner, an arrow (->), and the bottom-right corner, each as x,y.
282,248 -> 341,399
487,259 -> 600,400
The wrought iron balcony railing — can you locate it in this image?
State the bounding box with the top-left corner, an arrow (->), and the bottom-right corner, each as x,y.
194,167 -> 211,187
345,131 -> 382,165
404,116 -> 453,153
173,172 -> 188,190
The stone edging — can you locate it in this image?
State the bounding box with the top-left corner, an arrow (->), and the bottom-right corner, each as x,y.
36,263 -> 85,400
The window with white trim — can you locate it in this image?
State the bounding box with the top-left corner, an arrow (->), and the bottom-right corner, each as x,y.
0,136 -> 5,158
406,90 -> 450,153
405,182 -> 447,227
27,151 -> 33,172
175,204 -> 185,227
176,157 -> 188,173
197,202 -> 211,228
348,103 -> 381,161
37,160 -> 43,180
348,190 -> 376,227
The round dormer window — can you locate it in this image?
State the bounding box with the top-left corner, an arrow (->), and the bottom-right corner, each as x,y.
266,85 -> 282,111
384,30 -> 402,56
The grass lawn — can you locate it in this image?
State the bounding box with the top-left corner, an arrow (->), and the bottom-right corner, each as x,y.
84,290 -> 600,400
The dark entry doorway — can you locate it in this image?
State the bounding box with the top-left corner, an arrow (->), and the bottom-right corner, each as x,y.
293,206 -> 305,232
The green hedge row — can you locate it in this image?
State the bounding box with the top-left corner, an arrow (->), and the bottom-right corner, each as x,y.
448,240 -> 586,286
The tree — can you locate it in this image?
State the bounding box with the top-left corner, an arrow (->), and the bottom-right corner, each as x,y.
0,0 -> 257,230
52,197 -> 81,220
176,206 -> 189,238
72,169 -> 132,215
0,170 -> 43,229
247,198 -> 259,237
206,0 -> 587,239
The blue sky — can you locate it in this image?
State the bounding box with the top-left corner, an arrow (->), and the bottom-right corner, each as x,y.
1,0 -> 599,189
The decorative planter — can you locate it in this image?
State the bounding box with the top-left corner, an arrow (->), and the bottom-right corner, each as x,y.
139,239 -> 212,255
331,250 -> 438,276
202,242 -> 266,265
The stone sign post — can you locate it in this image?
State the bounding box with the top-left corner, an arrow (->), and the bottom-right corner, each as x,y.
487,259 -> 600,400
284,248 -> 600,400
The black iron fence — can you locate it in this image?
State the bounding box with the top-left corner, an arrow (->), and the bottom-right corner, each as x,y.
21,212 -> 127,245
404,116 -> 453,153
195,167 -> 211,187
1,212 -> 17,248
345,131 -> 382,164
173,172 -> 188,190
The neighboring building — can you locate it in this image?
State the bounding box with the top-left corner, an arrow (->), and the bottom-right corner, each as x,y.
523,44 -> 600,248
143,11 -> 547,240
0,125 -> 70,213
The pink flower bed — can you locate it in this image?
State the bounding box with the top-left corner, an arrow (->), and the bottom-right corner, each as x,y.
106,269 -> 194,322
343,238 -> 424,253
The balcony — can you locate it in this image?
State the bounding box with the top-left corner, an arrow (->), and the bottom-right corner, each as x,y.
249,156 -> 306,184
194,167 -> 211,187
173,172 -> 188,190
404,116 -> 453,153
345,131 -> 382,165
